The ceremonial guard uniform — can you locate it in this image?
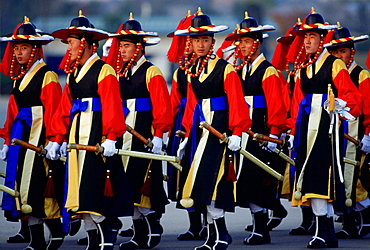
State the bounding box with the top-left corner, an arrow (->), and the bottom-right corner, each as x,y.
167,11 -> 208,242
0,18 -> 65,249
289,8 -> 362,248
226,12 -> 287,245
105,13 -> 172,249
175,8 -> 252,250
49,11 -> 132,250
325,25 -> 370,239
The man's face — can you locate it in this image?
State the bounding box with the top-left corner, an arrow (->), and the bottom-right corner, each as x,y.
304,32 -> 322,54
13,42 -> 33,64
191,36 -> 213,58
119,40 -> 137,62
67,37 -> 82,61
329,47 -> 352,66
239,37 -> 258,57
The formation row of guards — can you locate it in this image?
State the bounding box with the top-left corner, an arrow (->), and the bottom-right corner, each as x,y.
0,6 -> 369,250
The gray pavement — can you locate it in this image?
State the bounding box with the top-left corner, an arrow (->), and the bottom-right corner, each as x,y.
0,95 -> 369,249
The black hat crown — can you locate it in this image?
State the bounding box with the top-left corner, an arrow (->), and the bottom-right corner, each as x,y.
15,16 -> 37,36
122,13 -> 142,31
304,7 -> 325,25
240,12 -> 259,29
191,8 -> 212,27
70,10 -> 93,28
333,26 -> 352,40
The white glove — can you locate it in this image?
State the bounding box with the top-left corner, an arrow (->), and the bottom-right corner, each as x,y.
0,144 -> 9,161
288,135 -> 294,150
324,98 -> 355,120
150,136 -> 162,154
45,141 -> 61,160
101,139 -> 116,157
262,134 -> 278,153
177,137 -> 188,160
361,134 -> 370,154
60,142 -> 67,157
228,135 -> 241,151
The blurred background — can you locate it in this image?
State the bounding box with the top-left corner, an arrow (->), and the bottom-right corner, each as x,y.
0,0 -> 369,94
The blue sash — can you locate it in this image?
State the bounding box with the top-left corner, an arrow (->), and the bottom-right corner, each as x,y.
2,108 -> 33,218
70,98 -> 102,116
122,98 -> 152,117
190,96 -> 228,164
169,97 -> 187,156
246,95 -> 266,108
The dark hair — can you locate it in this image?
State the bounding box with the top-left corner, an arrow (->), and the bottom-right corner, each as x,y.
120,36 -> 144,45
240,32 -> 263,44
68,33 -> 95,45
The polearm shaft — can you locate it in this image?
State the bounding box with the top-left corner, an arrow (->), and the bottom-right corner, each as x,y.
67,143 -> 182,171
126,124 -> 153,148
125,124 -> 182,172
344,133 -> 362,148
178,129 -> 295,166
11,138 -> 66,162
199,121 -> 284,181
0,171 -> 5,178
0,184 -> 19,197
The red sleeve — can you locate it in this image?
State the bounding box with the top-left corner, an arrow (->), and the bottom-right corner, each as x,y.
278,70 -> 291,115
1,95 -> 18,145
170,69 -> 182,123
147,65 -> 172,138
359,70 -> 370,134
332,59 -> 362,118
182,80 -> 198,137
40,71 -> 62,141
224,64 -> 252,136
51,84 -> 73,144
97,64 -> 126,141
262,67 -> 288,135
289,75 -> 304,135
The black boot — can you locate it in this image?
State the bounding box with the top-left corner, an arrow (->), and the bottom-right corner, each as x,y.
213,217 -> 232,250
97,218 -> 122,250
358,206 -> 370,237
77,236 -> 88,245
336,212 -> 359,239
194,223 -> 216,250
243,210 -> 271,245
8,219 -> 31,243
290,206 -> 315,235
119,226 -> 134,237
119,218 -> 148,249
307,216 -> 338,248
145,213 -> 164,248
178,210 -> 206,240
24,223 -> 47,250
267,203 -> 288,230
45,218 -> 65,250
87,229 -> 99,250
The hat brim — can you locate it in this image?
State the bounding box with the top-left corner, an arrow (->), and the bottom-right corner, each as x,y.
144,37 -> 161,46
52,27 -> 109,43
174,25 -> 229,36
225,25 -> 275,41
0,34 -> 54,45
324,35 -> 369,48
276,35 -> 295,45
290,24 -> 338,36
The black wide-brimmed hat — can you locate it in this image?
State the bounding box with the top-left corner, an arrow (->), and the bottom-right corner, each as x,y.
225,11 -> 275,41
0,16 -> 53,45
324,23 -> 368,48
174,7 -> 228,36
52,10 -> 109,43
276,18 -> 301,45
290,7 -> 337,36
110,12 -> 158,39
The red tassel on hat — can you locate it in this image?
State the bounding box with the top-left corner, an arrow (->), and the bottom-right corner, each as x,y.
271,42 -> 290,71
104,170 -> 114,197
324,29 -> 335,45
225,155 -> 237,182
140,171 -> 151,196
366,48 -> 370,69
43,170 -> 56,198
167,12 -> 196,63
216,32 -> 234,59
104,23 -> 124,69
286,35 -> 305,64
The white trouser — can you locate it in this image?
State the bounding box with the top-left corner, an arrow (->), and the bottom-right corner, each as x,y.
206,201 -> 225,224
311,198 -> 334,217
